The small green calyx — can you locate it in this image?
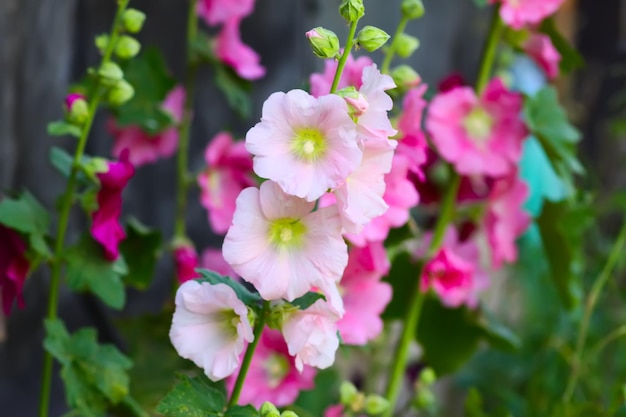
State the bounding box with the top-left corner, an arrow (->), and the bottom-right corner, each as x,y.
395,33 -> 420,58
122,8 -> 146,33
462,106 -> 494,142
339,0 -> 365,22
356,26 -> 390,52
268,218 -> 307,250
401,0 -> 425,20
115,35 -> 141,60
291,127 -> 327,162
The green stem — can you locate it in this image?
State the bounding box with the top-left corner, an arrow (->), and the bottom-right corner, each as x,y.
37,2 -> 129,416
475,4 -> 502,94
589,325 -> 626,357
330,19 -> 360,94
383,173 -> 460,417
174,0 -> 199,239
381,16 -> 409,74
228,303 -> 268,407
562,220 -> 626,403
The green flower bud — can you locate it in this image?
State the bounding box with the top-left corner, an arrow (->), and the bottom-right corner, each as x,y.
98,62 -> 124,87
339,0 -> 365,23
305,27 -> 340,59
107,79 -> 135,106
280,411 -> 298,417
260,402 -> 281,417
356,26 -> 390,52
413,389 -> 436,411
339,381 -> 359,406
115,35 -> 141,59
391,65 -> 422,90
395,33 -> 420,58
401,0 -> 425,20
364,395 -> 390,416
95,34 -> 110,54
65,94 -> 89,125
122,8 -> 146,33
419,368 -> 436,386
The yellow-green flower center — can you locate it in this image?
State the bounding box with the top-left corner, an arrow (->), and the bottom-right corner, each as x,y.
217,309 -> 241,338
264,353 -> 290,388
291,127 -> 327,162
462,106 -> 494,143
268,218 -> 307,250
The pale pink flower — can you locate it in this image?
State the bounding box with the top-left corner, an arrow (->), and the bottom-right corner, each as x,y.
174,243 -> 199,284
216,18 -> 265,81
397,84 -> 429,178
337,242 -> 392,345
496,0 -> 566,30
324,405 -> 345,417
524,33 -> 561,80
355,64 -> 397,142
201,247 -> 238,280
109,86 -> 185,167
282,299 -> 340,371
197,0 -> 254,26
198,132 -> 255,234
246,89 -> 361,201
426,78 -> 527,177
169,281 -> 254,381
222,181 -> 348,301
485,174 -> 531,269
227,329 -> 316,407
310,54 -> 374,97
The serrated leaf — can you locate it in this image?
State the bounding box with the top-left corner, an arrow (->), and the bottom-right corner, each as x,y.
119,218 -> 162,289
214,64 -> 252,119
65,234 -> 128,310
197,269 -> 261,307
539,18 -> 584,74
382,251 -> 421,319
291,292 -> 325,310
156,373 -> 226,417
48,121 -> 82,138
225,405 -> 259,417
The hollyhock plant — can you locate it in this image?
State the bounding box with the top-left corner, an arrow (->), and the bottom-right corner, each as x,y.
201,247 -> 238,280
524,33 -> 561,81
227,329 -> 316,407
109,86 -> 185,167
245,89 -> 361,201
197,0 -> 254,26
310,54 -> 373,97
282,299 -> 340,372
173,243 -> 199,284
396,84 -> 429,178
169,280 -> 254,381
215,18 -> 265,81
91,150 -> 135,261
198,132 -> 255,234
222,181 -> 348,301
426,78 -> 527,177
495,0 -> 566,30
0,225 -> 30,315
354,64 -> 397,143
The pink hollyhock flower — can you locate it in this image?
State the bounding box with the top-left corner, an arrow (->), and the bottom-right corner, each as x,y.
91,150 -> 135,261
397,84 -> 429,178
198,132 -> 255,234
222,181 -> 348,301
524,33 -> 561,80
216,18 -> 265,81
227,329 -> 316,407
174,243 -> 199,284
337,242 -> 392,345
485,174 -> 531,269
282,299 -> 340,371
0,225 -> 30,315
246,89 -> 361,201
419,228 -> 489,308
355,64 -> 397,142
324,405 -> 345,417
438,73 -> 466,92
426,78 -> 527,177
170,280 -> 254,381
310,54 -> 374,97
201,247 -> 238,280
496,0 -> 566,30
109,86 -> 185,167
197,0 -> 254,26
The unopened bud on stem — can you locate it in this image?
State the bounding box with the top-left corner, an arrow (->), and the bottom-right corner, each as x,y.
122,8 -> 146,33
401,0 -> 425,20
339,0 -> 365,22
356,26 -> 390,52
305,27 -> 340,59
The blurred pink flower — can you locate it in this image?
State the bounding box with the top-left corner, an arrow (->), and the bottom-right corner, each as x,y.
496,0 -> 566,30
216,18 -> 265,81
397,84 -> 429,178
355,64 -> 397,142
197,0 -> 255,26
174,243 -> 199,284
310,54 -> 374,97
201,247 -> 238,280
524,33 -> 561,80
0,225 -> 29,315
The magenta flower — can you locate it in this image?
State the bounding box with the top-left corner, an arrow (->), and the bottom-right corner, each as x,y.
170,281 -> 254,381
222,181 -> 348,301
198,132 -> 255,234
0,225 -> 30,315
310,54 -> 374,97
197,0 -> 254,26
216,18 -> 265,81
397,84 -> 429,178
524,33 -> 561,80
174,243 -> 199,284
91,150 -> 135,261
64,93 -> 86,112
201,247 -> 238,280
246,89 -> 361,201
496,0 -> 566,30
227,329 -> 316,407
109,86 -> 185,167
426,78 -> 527,177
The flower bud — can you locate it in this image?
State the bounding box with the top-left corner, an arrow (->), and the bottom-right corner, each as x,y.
391,65 -> 422,90
95,34 -> 110,54
98,62 -> 124,86
356,26 -> 390,52
339,381 -> 359,406
364,395 -> 390,415
401,0 -> 425,20
413,389 -> 436,411
419,367 -> 436,386
395,33 -> 420,58
260,402 -> 280,417
64,93 -> 89,125
305,27 -> 340,59
115,35 -> 141,60
336,87 -> 368,117
280,411 -> 298,417
122,8 -> 146,33
339,0 -> 365,22
107,80 -> 135,106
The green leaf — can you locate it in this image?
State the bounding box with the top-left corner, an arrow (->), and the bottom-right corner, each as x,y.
539,18 -> 584,74
0,190 -> 51,257
156,373 -> 226,417
382,251 -> 421,319
464,388 -> 488,417
214,64 -> 252,119
197,269 -> 262,307
65,234 -> 128,310
476,311 -> 521,352
225,405 -> 259,417
48,121 -> 82,138
119,218 -> 162,289
291,291 -> 326,310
